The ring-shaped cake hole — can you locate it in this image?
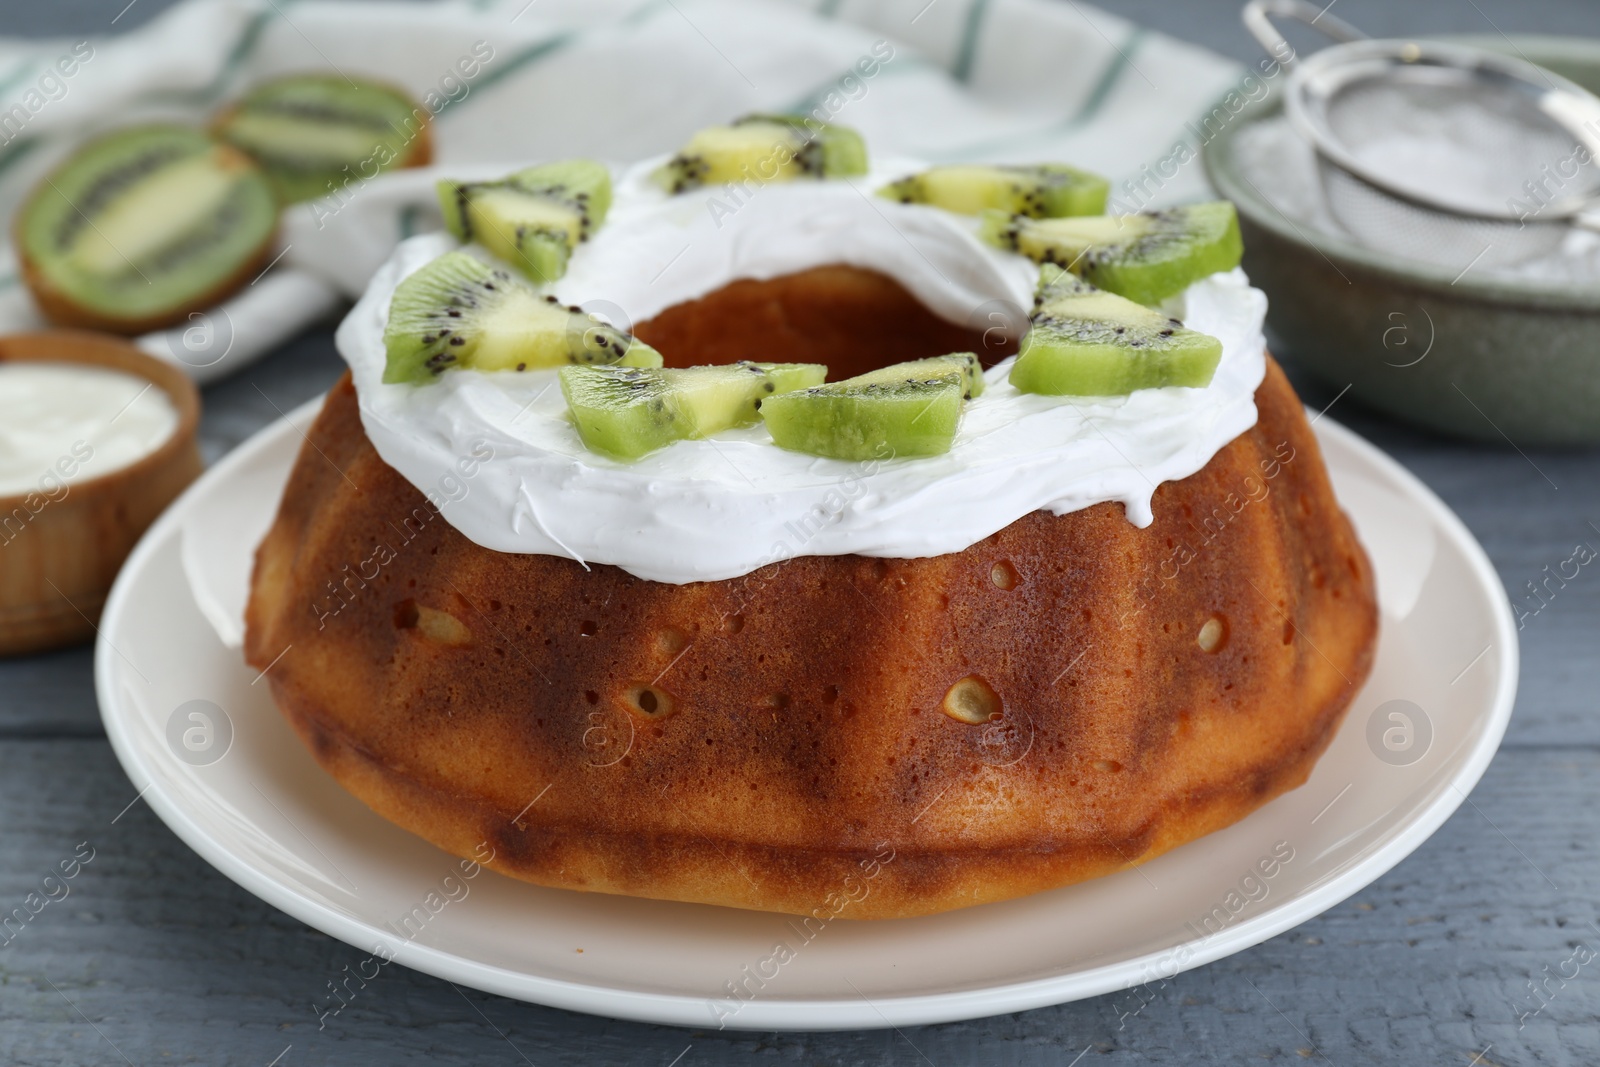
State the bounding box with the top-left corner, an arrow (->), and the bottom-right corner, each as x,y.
632,265 -> 1017,378
942,675 -> 1002,724
623,685 -> 675,719
1197,614 -> 1229,653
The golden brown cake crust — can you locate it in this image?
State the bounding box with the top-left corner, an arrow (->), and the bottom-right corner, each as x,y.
245,358 -> 1377,920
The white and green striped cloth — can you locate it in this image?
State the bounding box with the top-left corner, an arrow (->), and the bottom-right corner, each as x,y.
0,0 -> 1243,381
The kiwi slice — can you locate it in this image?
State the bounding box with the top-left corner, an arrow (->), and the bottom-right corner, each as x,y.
860,352 -> 985,399
878,164 -> 1107,218
652,114 -> 868,193
15,125 -> 278,334
1008,267 -> 1222,396
214,74 -> 429,204
979,201 -> 1242,307
760,354 -> 977,461
561,361 -> 827,460
383,252 -> 661,385
437,160 -> 612,284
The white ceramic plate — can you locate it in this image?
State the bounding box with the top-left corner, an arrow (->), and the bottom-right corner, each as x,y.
96,399 -> 1517,1031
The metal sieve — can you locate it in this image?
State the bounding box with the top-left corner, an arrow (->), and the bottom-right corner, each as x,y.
1243,0 -> 1600,269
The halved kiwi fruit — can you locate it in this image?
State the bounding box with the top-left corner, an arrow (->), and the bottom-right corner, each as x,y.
383,252 -> 661,385
437,160 -> 612,283
760,353 -> 977,461
878,163 -> 1108,218
1009,267 -> 1222,396
15,124 -> 279,334
561,361 -> 827,460
979,201 -> 1243,306
652,114 -> 868,193
214,74 -> 430,204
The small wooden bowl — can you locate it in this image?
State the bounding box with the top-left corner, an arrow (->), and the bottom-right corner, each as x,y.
0,331 -> 202,657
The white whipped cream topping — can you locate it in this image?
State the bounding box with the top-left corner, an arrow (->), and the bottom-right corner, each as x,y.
337,158 -> 1268,584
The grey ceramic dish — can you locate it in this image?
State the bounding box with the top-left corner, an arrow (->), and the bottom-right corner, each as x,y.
1202,34 -> 1600,446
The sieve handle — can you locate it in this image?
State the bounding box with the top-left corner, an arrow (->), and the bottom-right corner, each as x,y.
1242,0 -> 1367,71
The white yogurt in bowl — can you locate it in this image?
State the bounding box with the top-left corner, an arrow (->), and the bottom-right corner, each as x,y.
0,362 -> 180,498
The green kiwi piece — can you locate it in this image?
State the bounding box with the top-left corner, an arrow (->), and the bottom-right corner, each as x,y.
215,74 -> 429,203
437,160 -> 612,284
15,124 -> 278,333
383,252 -> 661,385
851,353 -> 985,399
979,201 -> 1242,306
560,361 -> 828,460
652,114 -> 868,193
877,163 -> 1108,218
760,356 -> 974,461
1009,267 -> 1222,396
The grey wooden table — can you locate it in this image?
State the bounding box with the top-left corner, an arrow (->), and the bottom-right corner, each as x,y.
3,1 -> 1599,1064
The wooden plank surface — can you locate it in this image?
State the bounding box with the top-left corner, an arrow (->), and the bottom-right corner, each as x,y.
2,0 -> 1598,1064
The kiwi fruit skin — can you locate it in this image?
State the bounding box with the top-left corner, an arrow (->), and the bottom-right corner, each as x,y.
15,125 -> 279,335
383,252 -> 659,385
560,361 -> 827,460
652,114 -> 868,193
1009,267 -> 1222,396
980,201 -> 1243,306
760,358 -> 971,461
214,74 -> 431,204
878,164 -> 1108,218
437,160 -> 613,283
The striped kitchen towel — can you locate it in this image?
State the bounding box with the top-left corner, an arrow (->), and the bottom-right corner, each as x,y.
0,0 -> 1243,382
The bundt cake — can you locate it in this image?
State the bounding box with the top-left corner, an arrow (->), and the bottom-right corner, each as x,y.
244,126 -> 1377,919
